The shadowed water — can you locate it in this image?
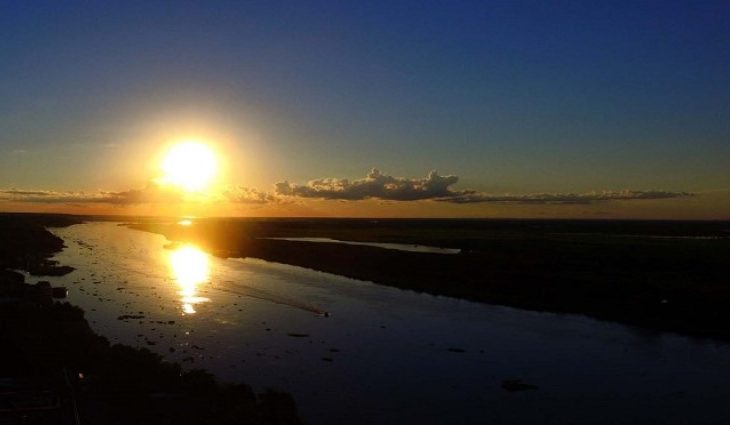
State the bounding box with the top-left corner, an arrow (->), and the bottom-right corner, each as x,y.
262,237 -> 461,254
35,222 -> 730,425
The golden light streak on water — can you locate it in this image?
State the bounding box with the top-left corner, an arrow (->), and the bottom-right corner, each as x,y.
168,245 -> 210,314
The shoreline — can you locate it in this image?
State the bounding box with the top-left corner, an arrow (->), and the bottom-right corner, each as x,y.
0,214 -> 303,424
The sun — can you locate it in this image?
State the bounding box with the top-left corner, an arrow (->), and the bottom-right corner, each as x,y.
160,141 -> 218,192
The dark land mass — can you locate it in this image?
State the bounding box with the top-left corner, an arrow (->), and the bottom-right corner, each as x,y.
130,218 -> 730,341
0,213 -> 303,425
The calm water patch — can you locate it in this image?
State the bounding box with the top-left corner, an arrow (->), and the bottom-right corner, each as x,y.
35,222 -> 730,425
262,237 -> 461,254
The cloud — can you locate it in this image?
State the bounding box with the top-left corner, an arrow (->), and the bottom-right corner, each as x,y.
0,189 -> 111,204
0,184 -> 185,205
0,169 -> 694,208
223,186 -> 280,204
101,184 -> 185,204
275,168 -> 459,201
441,190 -> 694,204
1,190 -> 50,196
274,168 -> 693,205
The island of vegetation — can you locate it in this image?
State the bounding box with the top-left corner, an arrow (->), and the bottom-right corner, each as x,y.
131,218 -> 730,341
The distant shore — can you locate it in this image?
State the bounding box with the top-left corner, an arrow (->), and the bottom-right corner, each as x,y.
130,218 -> 730,341
0,214 -> 303,425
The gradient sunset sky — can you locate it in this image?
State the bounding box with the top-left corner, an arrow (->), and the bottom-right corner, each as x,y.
1,1 -> 728,218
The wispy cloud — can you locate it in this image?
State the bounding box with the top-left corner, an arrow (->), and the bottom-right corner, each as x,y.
101,184 -> 185,204
0,184 -> 185,205
0,189 -> 110,204
441,190 -> 693,204
223,186 -> 281,204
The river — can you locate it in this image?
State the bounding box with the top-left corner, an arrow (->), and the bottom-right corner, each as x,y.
34,222 -> 730,424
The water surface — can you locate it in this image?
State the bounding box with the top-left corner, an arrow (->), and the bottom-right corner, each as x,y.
262,237 -> 461,254
37,222 -> 730,425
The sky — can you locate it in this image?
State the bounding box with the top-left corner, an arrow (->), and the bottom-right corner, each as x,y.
1,0 -> 728,218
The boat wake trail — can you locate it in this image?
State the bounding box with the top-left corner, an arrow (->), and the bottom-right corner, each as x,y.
214,281 -> 329,316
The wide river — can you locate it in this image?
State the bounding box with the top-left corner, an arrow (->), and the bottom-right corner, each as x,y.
36,222 -> 730,424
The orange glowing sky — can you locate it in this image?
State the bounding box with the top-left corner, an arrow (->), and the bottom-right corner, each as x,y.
1,2 -> 728,219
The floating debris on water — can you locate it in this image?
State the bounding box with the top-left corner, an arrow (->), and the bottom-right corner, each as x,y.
118,314 -> 145,320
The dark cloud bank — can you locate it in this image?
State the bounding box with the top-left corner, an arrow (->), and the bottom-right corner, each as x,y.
274,169 -> 458,201
270,168 -> 691,205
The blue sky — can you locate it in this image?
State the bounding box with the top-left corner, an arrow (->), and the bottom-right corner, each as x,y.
1,1 -> 728,217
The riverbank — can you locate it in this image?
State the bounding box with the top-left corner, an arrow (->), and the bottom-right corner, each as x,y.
130,218 -> 730,341
0,213 -> 303,424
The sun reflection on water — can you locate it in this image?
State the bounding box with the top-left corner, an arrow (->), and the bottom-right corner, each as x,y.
168,245 -> 210,314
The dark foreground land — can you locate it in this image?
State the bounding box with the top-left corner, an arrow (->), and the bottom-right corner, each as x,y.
0,213 -> 302,425
132,218 -> 730,341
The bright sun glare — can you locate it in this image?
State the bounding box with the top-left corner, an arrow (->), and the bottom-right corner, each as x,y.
169,244 -> 210,314
161,141 -> 218,192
